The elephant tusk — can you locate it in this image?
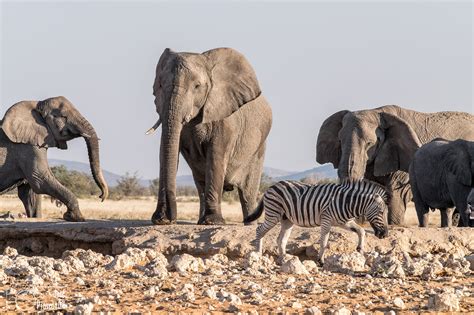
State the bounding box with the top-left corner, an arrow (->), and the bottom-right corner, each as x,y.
145,118 -> 162,135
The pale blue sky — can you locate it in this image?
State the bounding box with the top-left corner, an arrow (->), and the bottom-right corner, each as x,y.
1,1 -> 472,179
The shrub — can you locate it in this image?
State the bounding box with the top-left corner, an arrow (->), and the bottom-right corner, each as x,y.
51,165 -> 99,198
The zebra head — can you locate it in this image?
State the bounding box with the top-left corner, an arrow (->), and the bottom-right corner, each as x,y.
367,194 -> 389,239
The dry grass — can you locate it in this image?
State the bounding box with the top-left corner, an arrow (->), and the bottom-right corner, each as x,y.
0,195 -> 244,223
0,195 -> 441,226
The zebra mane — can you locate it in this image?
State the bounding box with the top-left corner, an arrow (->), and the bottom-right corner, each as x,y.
339,178 -> 388,203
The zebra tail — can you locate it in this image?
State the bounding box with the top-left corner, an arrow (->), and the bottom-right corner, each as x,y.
243,198 -> 264,224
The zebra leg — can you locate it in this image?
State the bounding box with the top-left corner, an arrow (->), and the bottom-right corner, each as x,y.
255,216 -> 279,254
318,215 -> 332,264
277,219 -> 294,260
342,220 -> 366,253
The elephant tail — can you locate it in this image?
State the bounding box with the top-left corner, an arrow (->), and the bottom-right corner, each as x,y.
244,198 -> 264,224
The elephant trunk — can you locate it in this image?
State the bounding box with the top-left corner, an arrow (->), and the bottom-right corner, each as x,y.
338,138 -> 367,180
74,116 -> 109,201
157,118 -> 182,222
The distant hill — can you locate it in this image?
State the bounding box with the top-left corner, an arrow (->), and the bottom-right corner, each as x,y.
48,159 -> 337,188
274,164 -> 337,181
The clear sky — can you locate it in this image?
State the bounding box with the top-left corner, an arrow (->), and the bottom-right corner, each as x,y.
1,1 -> 472,179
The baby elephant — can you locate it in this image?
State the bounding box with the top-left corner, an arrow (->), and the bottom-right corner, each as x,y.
244,179 -> 389,263
0,96 -> 109,221
410,139 -> 474,227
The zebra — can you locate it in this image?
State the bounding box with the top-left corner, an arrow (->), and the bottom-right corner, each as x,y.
244,179 -> 389,263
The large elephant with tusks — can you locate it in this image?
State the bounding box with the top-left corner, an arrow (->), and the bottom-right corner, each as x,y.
147,48 -> 272,225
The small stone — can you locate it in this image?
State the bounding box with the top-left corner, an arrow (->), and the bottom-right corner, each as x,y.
170,254 -> 203,275
74,277 -> 85,286
332,306 -> 351,315
393,297 -> 405,309
105,254 -> 134,271
281,256 -> 309,275
324,252 -> 366,274
3,247 -> 18,257
204,286 -> 217,299
26,275 -> 44,286
74,302 -> 94,315
303,260 -> 318,273
428,290 -> 460,311
290,301 -> 303,309
305,306 -> 322,315
284,276 -> 296,289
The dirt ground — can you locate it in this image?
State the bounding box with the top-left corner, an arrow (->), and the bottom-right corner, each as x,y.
0,196 -> 472,313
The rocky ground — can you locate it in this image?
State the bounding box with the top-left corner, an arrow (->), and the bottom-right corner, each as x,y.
0,221 -> 472,313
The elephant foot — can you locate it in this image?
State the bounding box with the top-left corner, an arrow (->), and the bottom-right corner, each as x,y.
198,213 -> 226,225
63,211 -> 85,222
151,212 -> 176,225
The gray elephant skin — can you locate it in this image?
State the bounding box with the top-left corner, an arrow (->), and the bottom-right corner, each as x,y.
0,96 -> 109,221
410,139 -> 474,227
148,48 -> 272,225
316,105 -> 474,225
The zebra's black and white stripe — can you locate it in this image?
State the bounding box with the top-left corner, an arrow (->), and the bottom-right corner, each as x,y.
244,179 -> 389,263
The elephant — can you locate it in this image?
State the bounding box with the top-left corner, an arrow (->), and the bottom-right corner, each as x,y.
0,96 -> 109,221
316,105 -> 474,225
147,47 -> 272,225
410,139 -> 474,227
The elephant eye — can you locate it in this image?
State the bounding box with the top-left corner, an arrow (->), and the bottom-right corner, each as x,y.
194,83 -> 201,89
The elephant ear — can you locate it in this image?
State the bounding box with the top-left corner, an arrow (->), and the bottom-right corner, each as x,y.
1,101 -> 57,148
201,48 -> 261,124
445,140 -> 471,186
374,113 -> 421,176
316,110 -> 349,167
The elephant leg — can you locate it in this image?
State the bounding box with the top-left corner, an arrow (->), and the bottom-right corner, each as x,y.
410,175 -> 430,227
449,186 -> 471,227
440,208 -> 454,227
25,170 -> 84,222
18,183 -> 42,218
193,179 -> 206,221
198,149 -> 227,225
238,161 -> 263,225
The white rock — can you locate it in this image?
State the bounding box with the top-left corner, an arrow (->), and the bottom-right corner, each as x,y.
281,256 -> 309,275
170,254 -> 203,275
324,252 -> 366,274
74,302 -> 94,315
303,260 -> 318,273
428,290 -> 460,311
3,247 -> 18,257
144,286 -> 158,299
0,255 -> 13,269
393,297 -> 405,309
204,286 -> 217,299
105,253 -> 134,271
250,292 -> 263,305
291,301 -> 303,309
284,276 -> 296,289
63,256 -> 86,272
305,306 -> 322,315
74,277 -> 85,286
26,275 -> 44,286
332,306 -> 351,315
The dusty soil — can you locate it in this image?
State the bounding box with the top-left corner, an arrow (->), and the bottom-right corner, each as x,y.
0,219 -> 472,313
